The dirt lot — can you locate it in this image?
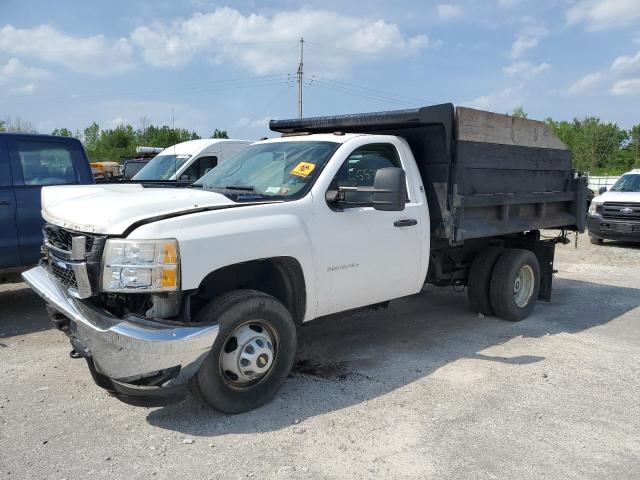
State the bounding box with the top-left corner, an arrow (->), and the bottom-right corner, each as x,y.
1,233 -> 639,479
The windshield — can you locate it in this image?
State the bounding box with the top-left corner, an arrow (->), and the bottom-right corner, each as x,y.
133,154 -> 192,180
195,141 -> 340,199
609,174 -> 640,193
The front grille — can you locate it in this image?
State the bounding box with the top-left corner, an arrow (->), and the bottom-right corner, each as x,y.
43,223 -> 107,296
50,262 -> 78,289
600,222 -> 640,233
43,223 -> 95,253
602,202 -> 640,221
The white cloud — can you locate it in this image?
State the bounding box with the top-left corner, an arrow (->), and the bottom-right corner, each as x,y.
567,49 -> 640,95
611,50 -> 640,73
567,72 -> 606,94
463,86 -> 524,112
611,78 -> 640,95
130,7 -> 433,74
0,24 -> 134,74
503,61 -> 551,77
510,35 -> 538,58
567,0 -> 640,31
0,58 -> 50,82
11,82 -> 36,93
437,4 -> 462,19
509,21 -> 549,59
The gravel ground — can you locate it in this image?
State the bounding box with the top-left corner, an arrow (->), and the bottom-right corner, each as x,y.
1,233 -> 639,479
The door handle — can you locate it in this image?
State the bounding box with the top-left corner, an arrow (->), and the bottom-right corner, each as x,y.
0,200 -> 11,207
394,219 -> 417,227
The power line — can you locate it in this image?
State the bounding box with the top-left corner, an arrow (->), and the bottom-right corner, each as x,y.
309,79 -> 419,108
312,76 -> 436,105
6,74 -> 291,105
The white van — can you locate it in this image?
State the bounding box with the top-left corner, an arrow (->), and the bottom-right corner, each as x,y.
133,139 -> 252,181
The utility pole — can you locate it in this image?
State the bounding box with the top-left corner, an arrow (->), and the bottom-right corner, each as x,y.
297,37 -> 304,118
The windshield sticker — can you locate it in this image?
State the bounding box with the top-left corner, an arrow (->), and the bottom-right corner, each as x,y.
290,162 -> 315,177
265,186 -> 281,194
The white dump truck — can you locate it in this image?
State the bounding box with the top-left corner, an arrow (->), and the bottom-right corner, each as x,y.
23,104 -> 587,412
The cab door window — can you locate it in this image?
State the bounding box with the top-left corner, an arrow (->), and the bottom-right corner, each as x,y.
183,156 -> 218,180
16,141 -> 78,185
329,143 -> 404,205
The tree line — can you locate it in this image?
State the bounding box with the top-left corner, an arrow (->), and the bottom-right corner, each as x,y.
0,116 -> 229,163
2,112 -> 639,175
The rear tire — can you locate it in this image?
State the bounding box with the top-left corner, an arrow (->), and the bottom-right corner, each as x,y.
490,249 -> 540,322
194,290 -> 297,413
467,247 -> 505,316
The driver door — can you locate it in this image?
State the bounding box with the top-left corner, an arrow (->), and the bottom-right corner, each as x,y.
311,143 -> 424,317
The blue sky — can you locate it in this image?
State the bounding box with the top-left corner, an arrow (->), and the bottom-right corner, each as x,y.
1,0 -> 639,140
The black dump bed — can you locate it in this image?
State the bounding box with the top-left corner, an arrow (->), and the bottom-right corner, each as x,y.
270,104 -> 587,245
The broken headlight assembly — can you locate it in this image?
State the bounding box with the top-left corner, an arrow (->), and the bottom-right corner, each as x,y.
101,239 -> 180,292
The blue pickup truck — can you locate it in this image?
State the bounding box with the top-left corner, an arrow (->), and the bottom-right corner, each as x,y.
0,133 -> 94,283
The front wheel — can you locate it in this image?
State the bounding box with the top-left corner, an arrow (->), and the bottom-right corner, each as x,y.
490,249 -> 541,322
194,290 -> 297,413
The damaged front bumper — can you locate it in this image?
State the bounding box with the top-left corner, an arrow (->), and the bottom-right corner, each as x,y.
22,265 -> 219,406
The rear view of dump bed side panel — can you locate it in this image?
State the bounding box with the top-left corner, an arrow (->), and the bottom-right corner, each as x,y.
453,108 -> 586,242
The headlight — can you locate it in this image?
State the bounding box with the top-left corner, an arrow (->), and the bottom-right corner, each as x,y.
101,239 -> 180,292
588,201 -> 602,215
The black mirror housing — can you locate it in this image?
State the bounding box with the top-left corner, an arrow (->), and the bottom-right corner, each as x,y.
372,167 -> 406,211
598,186 -> 607,195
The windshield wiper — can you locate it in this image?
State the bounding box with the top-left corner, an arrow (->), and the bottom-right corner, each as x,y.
189,183 -> 204,188
224,185 -> 257,191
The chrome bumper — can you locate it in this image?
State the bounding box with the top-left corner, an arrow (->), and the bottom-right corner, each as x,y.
22,265 -> 219,386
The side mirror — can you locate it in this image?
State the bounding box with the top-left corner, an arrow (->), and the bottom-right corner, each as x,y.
180,175 -> 189,181
598,186 -> 607,195
325,167 -> 407,212
372,167 -> 406,212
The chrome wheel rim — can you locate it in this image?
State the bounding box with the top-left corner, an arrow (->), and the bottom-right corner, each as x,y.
219,320 -> 278,390
513,265 -> 535,308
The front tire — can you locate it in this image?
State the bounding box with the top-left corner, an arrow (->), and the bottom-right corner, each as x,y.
194,290 -> 297,413
490,249 -> 541,322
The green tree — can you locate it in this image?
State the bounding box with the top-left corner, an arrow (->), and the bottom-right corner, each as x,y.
142,125 -> 200,148
51,128 -> 73,137
211,128 -> 229,139
628,124 -> 640,169
83,122 -> 100,151
546,117 -> 629,174
0,119 -> 5,132
511,106 -> 528,119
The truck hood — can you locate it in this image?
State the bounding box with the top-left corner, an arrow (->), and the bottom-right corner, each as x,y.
593,191 -> 640,204
42,184 -> 236,235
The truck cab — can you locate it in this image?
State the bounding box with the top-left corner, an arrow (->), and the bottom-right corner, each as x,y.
587,169 -> 640,244
132,139 -> 252,182
0,133 -> 94,283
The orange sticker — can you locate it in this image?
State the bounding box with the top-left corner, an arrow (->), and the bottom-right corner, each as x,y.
290,161 -> 316,177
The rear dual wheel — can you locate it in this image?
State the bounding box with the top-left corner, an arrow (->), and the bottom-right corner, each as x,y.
468,248 -> 541,322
